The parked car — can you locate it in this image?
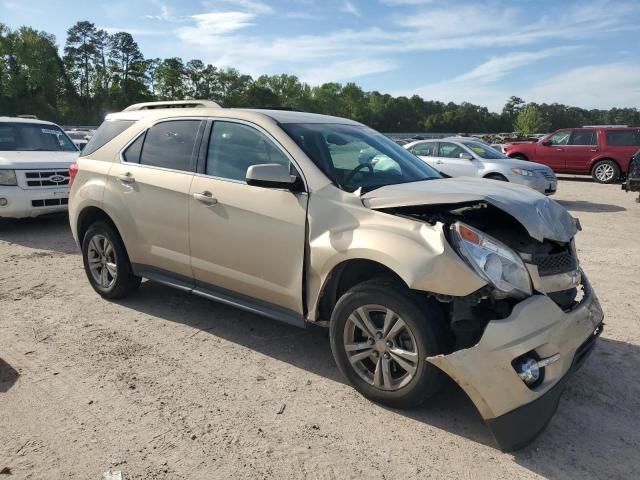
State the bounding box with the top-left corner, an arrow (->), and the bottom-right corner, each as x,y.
64,130 -> 93,151
504,126 -> 640,183
404,138 -> 558,195
69,101 -> 603,451
622,149 -> 640,202
0,117 -> 79,218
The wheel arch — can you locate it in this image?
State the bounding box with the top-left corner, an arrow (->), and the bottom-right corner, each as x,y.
589,156 -> 621,173
315,259 -> 407,324
508,153 -> 529,161
77,206 -> 119,245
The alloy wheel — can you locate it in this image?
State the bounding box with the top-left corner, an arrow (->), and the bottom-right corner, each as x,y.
343,305 -> 419,391
594,163 -> 615,182
87,234 -> 117,289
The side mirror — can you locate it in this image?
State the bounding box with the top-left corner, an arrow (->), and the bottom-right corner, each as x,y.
246,163 -> 297,190
460,153 -> 474,160
541,139 -> 552,146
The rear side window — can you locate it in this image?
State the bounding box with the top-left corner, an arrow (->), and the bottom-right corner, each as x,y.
81,120 -> 135,156
569,130 -> 597,146
411,142 -> 436,156
606,130 -> 640,147
122,133 -> 145,163
139,120 -> 201,172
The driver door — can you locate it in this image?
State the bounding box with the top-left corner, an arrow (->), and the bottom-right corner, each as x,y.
536,130 -> 569,170
188,120 -> 308,316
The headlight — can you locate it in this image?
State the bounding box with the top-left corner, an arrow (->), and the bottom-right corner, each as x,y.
451,222 -> 532,299
511,167 -> 536,177
0,170 -> 17,186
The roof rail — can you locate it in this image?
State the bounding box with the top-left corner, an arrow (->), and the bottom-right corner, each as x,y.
582,125 -> 630,128
17,114 -> 39,119
122,100 -> 221,111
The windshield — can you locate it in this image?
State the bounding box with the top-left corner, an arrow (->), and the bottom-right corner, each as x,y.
0,123 -> 77,152
281,123 -> 441,192
461,141 -> 507,159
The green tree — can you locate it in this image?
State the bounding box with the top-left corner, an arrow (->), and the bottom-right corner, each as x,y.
64,21 -> 98,99
108,32 -> 146,103
156,57 -> 185,99
514,104 -> 550,136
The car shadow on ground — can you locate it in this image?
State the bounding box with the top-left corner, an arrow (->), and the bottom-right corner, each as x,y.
557,199 -> 626,213
0,358 -> 19,393
0,214 -> 77,254
118,281 -> 640,479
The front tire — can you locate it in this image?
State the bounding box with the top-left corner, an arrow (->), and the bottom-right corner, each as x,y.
329,279 -> 448,409
485,173 -> 508,181
591,160 -> 620,184
82,221 -> 141,299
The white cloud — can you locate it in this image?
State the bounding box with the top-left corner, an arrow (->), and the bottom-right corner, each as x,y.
380,0 -> 433,4
525,62 -> 640,109
203,0 -> 273,15
180,11 -> 256,36
406,47 -> 578,110
341,1 -> 360,16
299,58 -> 398,84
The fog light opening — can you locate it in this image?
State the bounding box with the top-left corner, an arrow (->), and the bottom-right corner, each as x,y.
0,197 -> 7,207
517,358 -> 541,385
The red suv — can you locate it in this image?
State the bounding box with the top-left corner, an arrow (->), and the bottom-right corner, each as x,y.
504,127 -> 640,183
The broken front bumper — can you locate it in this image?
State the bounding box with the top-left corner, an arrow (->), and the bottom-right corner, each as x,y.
428,272 -> 604,451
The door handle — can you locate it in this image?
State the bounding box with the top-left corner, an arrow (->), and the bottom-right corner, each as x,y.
590,149 -> 598,152
118,172 -> 135,184
555,148 -> 564,151
193,191 -> 218,205
436,160 -> 443,164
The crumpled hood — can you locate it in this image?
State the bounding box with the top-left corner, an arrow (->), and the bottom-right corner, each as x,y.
362,177 -> 577,243
0,151 -> 79,170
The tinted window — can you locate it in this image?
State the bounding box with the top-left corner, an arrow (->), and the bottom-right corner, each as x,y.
437,142 -> 466,158
606,130 -> 640,147
206,122 -> 290,181
0,123 -> 77,152
569,130 -> 597,146
462,141 -> 506,159
82,120 -> 135,156
411,142 -> 437,156
548,131 -> 570,146
123,133 -> 145,163
139,120 -> 200,172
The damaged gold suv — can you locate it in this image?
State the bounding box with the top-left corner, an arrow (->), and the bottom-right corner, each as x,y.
69,102 -> 604,451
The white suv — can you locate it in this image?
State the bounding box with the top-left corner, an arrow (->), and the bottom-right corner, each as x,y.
0,117 -> 79,218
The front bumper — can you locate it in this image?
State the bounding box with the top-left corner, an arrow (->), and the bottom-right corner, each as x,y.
0,185 -> 69,218
428,272 -> 604,451
509,174 -> 557,196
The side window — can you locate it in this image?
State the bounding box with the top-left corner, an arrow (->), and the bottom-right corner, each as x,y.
569,130 -> 597,146
139,120 -> 200,172
206,122 -> 290,182
437,142 -> 465,158
123,133 -> 145,163
606,130 -> 640,147
411,142 -> 436,156
549,131 -> 571,146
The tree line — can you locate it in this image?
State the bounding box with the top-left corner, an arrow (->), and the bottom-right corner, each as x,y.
1,21 -> 640,133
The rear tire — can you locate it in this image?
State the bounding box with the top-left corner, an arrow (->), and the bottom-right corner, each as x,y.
591,160 -> 620,184
82,221 -> 141,299
510,154 -> 528,161
329,279 -> 448,409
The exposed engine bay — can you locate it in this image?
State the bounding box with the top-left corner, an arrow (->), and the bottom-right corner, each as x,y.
380,201 -> 584,350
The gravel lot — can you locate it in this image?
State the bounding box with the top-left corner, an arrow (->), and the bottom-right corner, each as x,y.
1,178 -> 639,480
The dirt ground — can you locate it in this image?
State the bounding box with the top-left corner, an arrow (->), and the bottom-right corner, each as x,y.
1,178 -> 639,480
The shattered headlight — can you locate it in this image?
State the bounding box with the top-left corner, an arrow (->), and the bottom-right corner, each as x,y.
451,222 -> 532,299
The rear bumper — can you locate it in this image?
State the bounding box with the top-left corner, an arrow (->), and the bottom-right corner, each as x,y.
0,185 -> 69,218
428,272 -> 604,451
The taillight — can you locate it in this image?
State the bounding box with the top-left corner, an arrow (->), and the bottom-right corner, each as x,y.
69,162 -> 79,188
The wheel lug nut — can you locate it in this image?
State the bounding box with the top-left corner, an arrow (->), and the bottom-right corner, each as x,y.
376,331 -> 383,340
386,341 -> 393,348
383,353 -> 391,360
372,351 -> 380,358
368,338 -> 374,345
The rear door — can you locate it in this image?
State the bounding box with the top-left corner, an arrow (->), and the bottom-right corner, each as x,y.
107,119 -> 203,280
565,129 -> 599,173
604,130 -> 640,171
409,141 -> 438,167
433,141 -> 479,177
536,130 -> 570,170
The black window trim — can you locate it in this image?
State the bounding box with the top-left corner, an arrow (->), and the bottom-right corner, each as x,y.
605,129 -> 640,147
196,118 -> 308,193
118,117 -> 205,174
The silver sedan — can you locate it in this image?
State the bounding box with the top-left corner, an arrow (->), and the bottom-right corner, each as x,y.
404,138 -> 558,195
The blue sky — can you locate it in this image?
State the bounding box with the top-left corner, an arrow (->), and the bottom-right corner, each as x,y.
3,0 -> 640,111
